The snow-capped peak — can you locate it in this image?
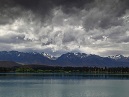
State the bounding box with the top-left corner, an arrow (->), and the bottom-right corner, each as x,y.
109,55 -> 125,60
65,52 -> 90,58
42,52 -> 57,60
18,54 -> 21,57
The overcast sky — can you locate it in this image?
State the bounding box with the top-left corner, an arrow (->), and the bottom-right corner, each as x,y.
0,0 -> 129,56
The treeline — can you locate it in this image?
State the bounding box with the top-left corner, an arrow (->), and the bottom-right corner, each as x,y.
1,66 -> 129,74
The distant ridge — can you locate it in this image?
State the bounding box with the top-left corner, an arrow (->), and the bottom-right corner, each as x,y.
0,61 -> 21,68
0,51 -> 128,67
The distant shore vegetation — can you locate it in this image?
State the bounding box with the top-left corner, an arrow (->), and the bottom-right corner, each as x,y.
0,66 -> 129,74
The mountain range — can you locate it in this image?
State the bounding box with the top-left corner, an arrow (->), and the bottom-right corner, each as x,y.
0,51 -> 129,67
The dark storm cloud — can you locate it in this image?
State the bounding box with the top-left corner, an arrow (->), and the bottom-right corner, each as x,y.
1,0 -> 129,56
13,0 -> 94,12
0,0 -> 95,25
1,0 -> 129,27
0,0 -> 25,25
83,0 -> 129,30
1,0 -> 129,18
13,0 -> 55,19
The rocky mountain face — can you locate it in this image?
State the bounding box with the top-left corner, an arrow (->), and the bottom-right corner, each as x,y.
0,51 -> 129,67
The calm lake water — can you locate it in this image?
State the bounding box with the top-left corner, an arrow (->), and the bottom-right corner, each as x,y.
0,73 -> 129,97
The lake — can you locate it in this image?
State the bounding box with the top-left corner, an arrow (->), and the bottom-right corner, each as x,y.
0,73 -> 129,97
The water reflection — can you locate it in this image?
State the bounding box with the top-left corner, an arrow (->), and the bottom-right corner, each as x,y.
0,73 -> 129,97
0,73 -> 129,79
